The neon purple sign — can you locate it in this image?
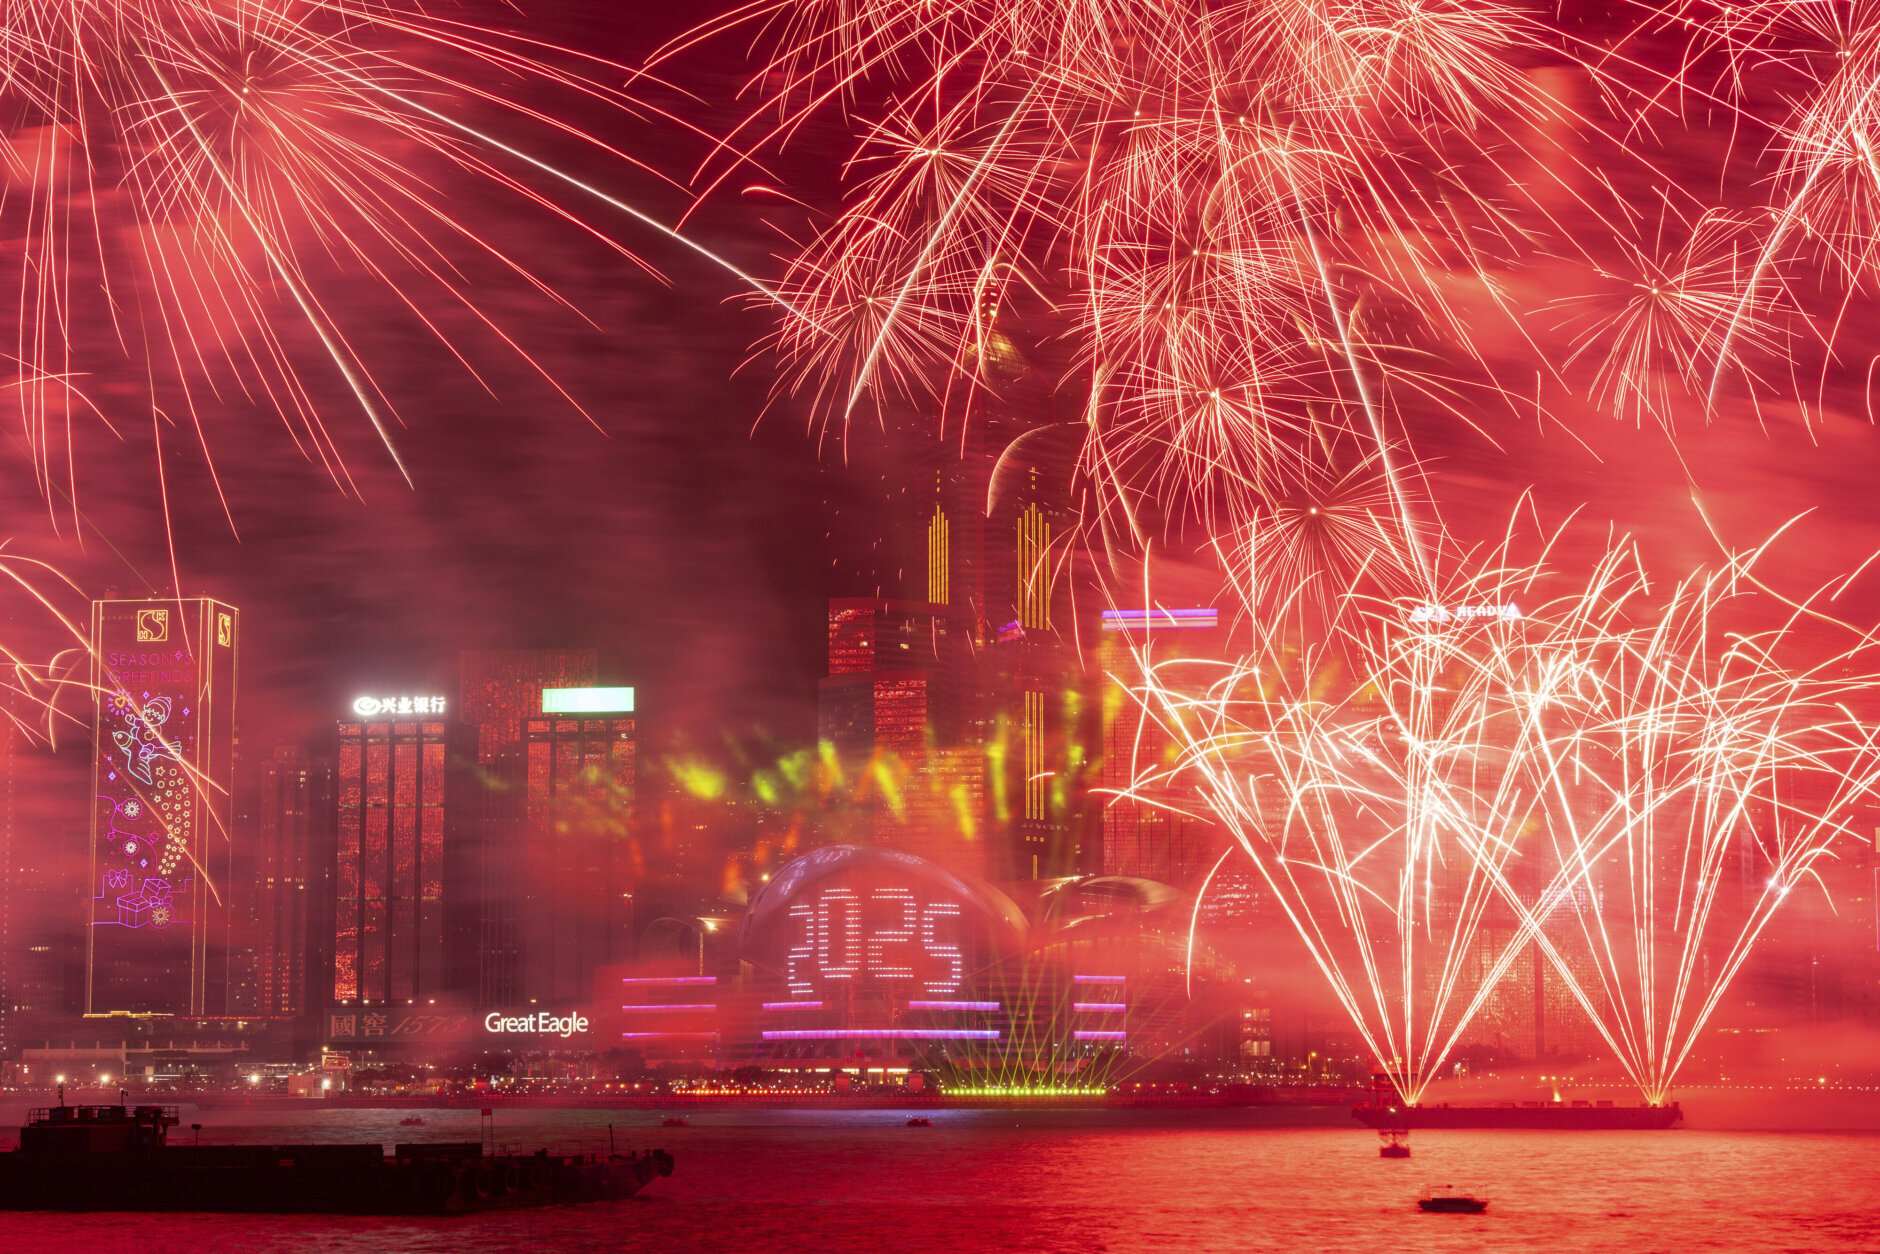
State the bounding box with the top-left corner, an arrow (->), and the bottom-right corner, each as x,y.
95,681 -> 199,933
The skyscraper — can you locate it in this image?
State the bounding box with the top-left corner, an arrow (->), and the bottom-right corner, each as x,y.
0,686 -> 18,1052
818,599 -> 954,760
1095,607 -> 1229,885
86,597 -> 238,1016
488,687 -> 637,1006
332,699 -> 475,1005
458,649 -> 599,765
252,745 -> 332,1018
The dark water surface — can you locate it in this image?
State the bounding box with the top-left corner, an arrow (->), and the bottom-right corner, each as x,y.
2,1104 -> 1873,1253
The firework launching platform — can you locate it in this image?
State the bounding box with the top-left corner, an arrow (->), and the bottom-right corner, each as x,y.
1353,1101 -> 1682,1130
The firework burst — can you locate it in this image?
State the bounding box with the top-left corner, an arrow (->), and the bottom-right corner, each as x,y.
655,0 -> 1674,560
0,0 -> 706,516
1122,519 -> 1880,1104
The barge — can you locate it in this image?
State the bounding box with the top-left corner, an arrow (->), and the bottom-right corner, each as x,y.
0,1103 -> 673,1213
1353,1100 -> 1681,1130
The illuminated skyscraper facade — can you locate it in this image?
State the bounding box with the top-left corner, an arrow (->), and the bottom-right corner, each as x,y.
458,649 -> 599,765
983,464 -> 1091,881
494,690 -> 637,1005
818,599 -> 997,869
86,598 -> 238,1016
331,706 -> 474,1005
818,599 -> 954,758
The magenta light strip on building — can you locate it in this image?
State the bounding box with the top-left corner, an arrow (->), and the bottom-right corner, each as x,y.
1072,1003 -> 1127,1013
618,1004 -> 717,1012
1100,608 -> 1218,631
762,1001 -> 826,1011
1073,1030 -> 1127,1041
619,1032 -> 719,1040
761,1029 -> 1000,1041
1071,975 -> 1127,984
906,1000 -> 1000,1011
619,975 -> 716,986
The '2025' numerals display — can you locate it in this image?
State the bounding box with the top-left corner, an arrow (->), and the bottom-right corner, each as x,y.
784,887 -> 964,996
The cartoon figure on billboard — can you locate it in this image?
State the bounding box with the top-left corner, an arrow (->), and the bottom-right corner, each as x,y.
108,691 -> 180,786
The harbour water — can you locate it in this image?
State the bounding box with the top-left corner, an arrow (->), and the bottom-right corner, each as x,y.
1,1103 -> 1874,1252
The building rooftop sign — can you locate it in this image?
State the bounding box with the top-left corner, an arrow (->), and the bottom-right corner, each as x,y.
352,696 -> 448,717
541,686 -> 635,714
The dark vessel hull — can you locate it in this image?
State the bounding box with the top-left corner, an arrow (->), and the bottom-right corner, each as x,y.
1354,1102 -> 1681,1130
0,1137 -> 674,1214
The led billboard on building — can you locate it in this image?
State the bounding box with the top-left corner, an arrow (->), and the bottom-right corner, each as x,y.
739,845 -> 1027,1050
86,599 -> 237,1016
540,687 -> 634,713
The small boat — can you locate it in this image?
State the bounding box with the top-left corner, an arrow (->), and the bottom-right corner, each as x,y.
661,1117 -> 689,1128
1418,1188 -> 1488,1214
398,1117 -> 425,1127
1379,1135 -> 1410,1158
906,1117 -> 932,1128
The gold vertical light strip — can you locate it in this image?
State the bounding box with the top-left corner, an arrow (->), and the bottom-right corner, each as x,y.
1024,690 -> 1045,821
928,504 -> 949,604
1017,503 -> 1051,630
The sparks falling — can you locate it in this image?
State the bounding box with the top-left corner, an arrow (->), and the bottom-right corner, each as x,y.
1121,519 -> 1880,1105
0,0 -> 687,514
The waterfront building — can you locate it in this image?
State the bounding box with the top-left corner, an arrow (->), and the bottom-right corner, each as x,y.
251,746 -> 333,1018
330,697 -> 477,1006
484,687 -> 637,1007
86,598 -> 239,1017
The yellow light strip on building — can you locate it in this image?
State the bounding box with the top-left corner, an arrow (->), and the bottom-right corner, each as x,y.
928,505 -> 950,605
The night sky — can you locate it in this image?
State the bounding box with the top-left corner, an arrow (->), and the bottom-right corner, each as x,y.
0,2 -> 854,766
1,1 -> 1878,782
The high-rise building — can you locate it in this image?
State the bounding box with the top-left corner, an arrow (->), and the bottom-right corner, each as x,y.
251,745 -> 331,1018
1095,607 -> 1229,886
818,599 -> 954,760
2,703 -> 87,1051
487,687 -> 637,1006
458,650 -> 599,765
331,696 -> 475,1006
0,687 -> 18,1052
86,598 -> 238,1016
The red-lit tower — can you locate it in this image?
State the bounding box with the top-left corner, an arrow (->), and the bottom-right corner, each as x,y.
457,649 -> 599,765
331,698 -> 476,1007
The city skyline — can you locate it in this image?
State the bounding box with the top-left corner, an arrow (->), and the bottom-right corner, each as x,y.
0,0 -> 1879,1204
